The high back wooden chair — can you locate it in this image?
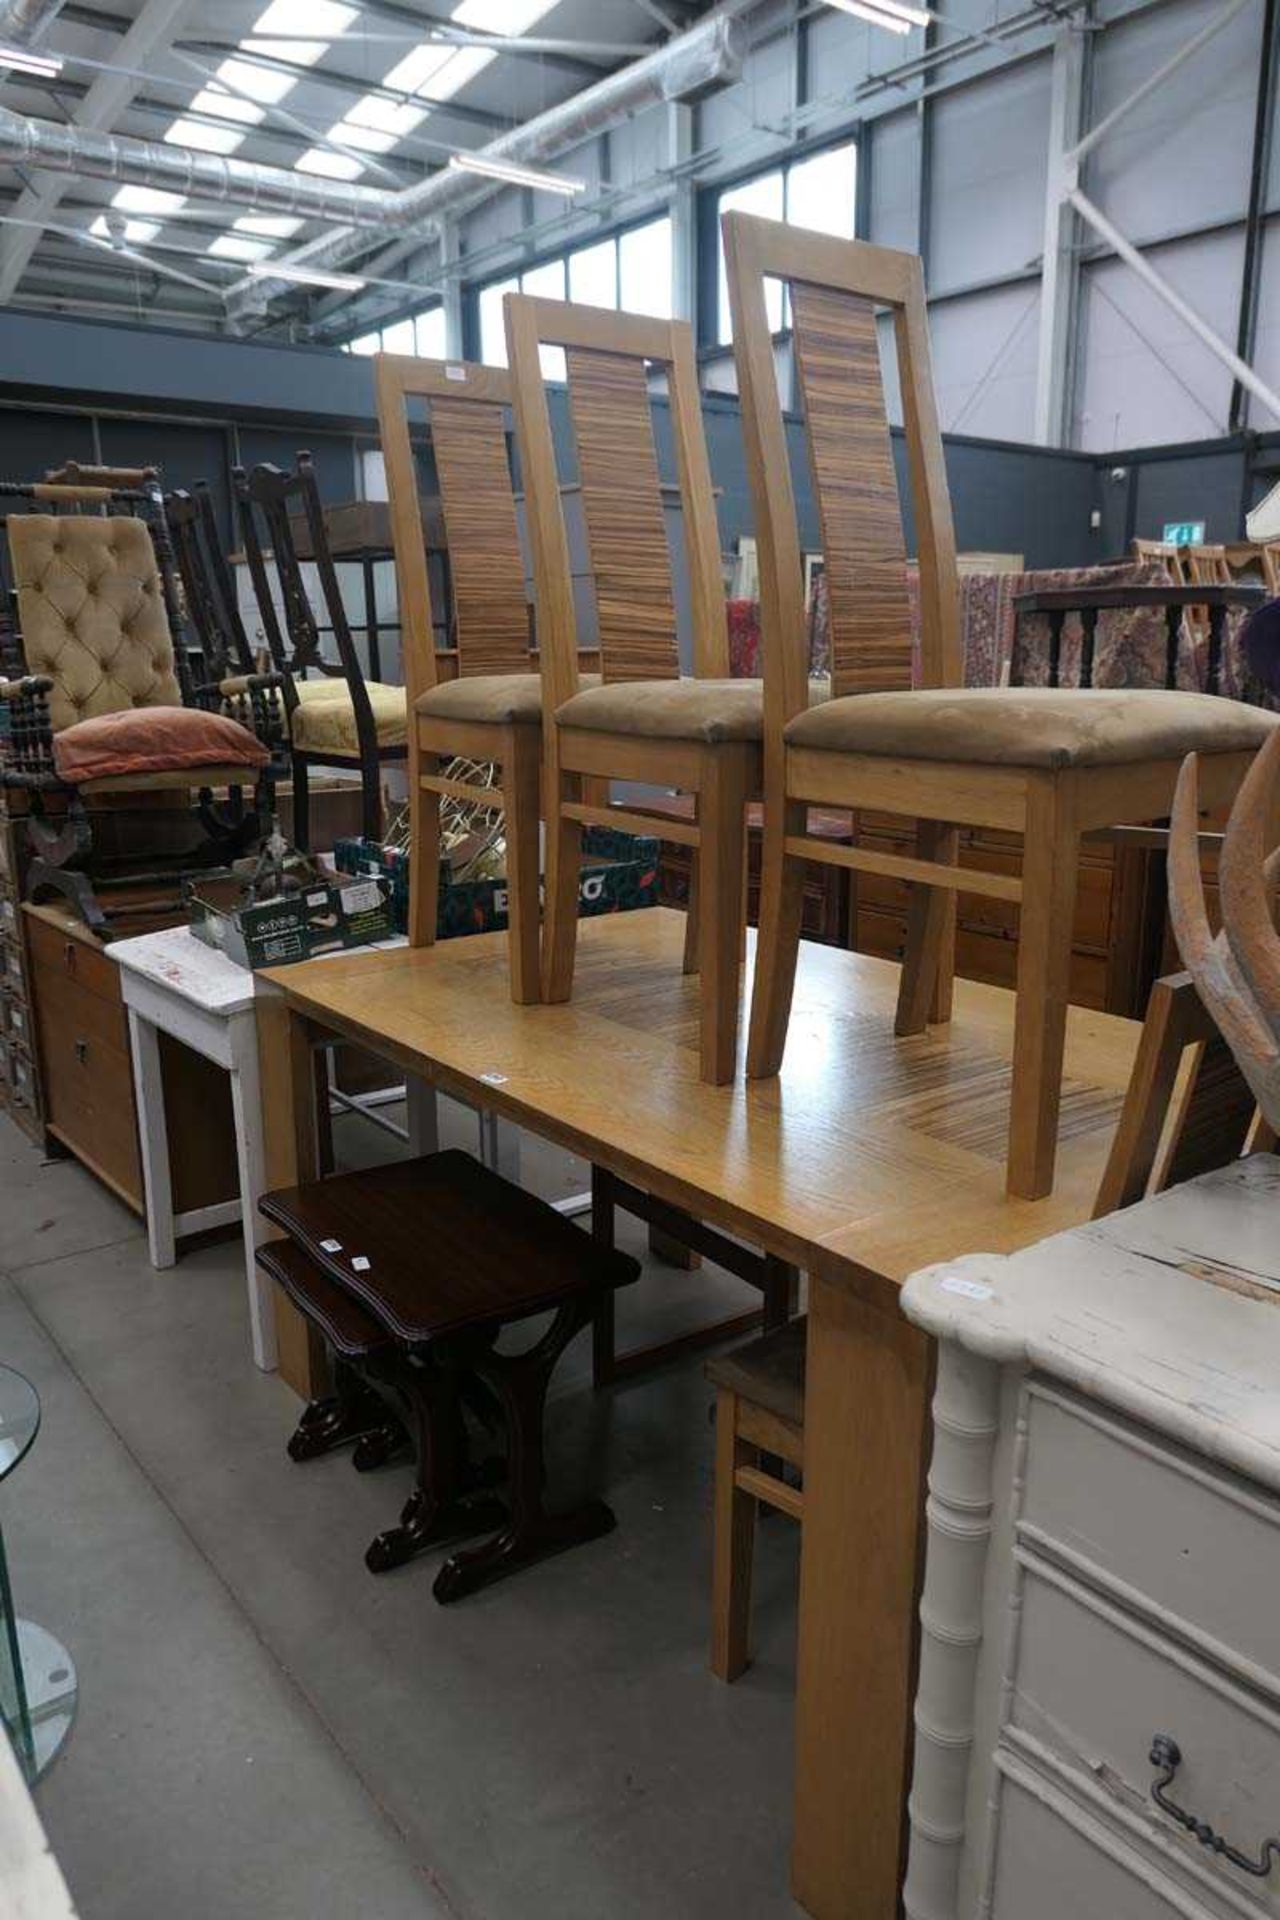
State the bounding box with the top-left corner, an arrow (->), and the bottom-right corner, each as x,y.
375,353 -> 554,1001
234,455 -> 408,853
726,209 -> 1280,1197
1131,537 -> 1189,584
505,293 -> 760,1082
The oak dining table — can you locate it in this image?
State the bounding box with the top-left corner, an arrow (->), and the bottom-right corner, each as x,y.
255,906 -> 1139,1920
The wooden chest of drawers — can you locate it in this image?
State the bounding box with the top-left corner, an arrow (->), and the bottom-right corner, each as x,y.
903,1157 -> 1280,1920
22,903 -> 238,1217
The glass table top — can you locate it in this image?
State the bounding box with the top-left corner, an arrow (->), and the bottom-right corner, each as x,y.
0,1367 -> 39,1484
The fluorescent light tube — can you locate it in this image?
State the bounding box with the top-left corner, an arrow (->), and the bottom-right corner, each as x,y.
825,0 -> 929,29
0,45 -> 64,76
247,260 -> 366,291
447,152 -> 585,197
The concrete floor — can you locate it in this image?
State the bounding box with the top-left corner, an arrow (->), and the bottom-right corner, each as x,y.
0,1088 -> 804,1919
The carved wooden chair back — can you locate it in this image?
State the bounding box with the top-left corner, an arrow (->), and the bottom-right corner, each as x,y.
722,211 -> 961,734
167,481 -> 256,687
1132,538 -> 1189,585
374,354 -> 531,713
503,294 -> 726,716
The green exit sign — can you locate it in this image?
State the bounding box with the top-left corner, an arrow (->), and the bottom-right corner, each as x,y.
1162,520 -> 1206,545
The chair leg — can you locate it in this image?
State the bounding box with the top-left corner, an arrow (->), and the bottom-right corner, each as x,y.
746,798 -> 807,1079
1008,780 -> 1079,1200
360,747 -> 383,846
292,753 -> 310,854
408,754 -> 440,949
895,820 -> 959,1037
697,744 -> 752,1085
541,746 -> 582,1004
501,725 -> 542,1006
711,1388 -> 757,1683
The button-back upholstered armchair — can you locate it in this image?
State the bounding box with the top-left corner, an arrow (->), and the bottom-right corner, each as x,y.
0,477 -> 269,930
375,352 -> 573,1004
723,210 -> 1280,1198
234,453 -> 407,854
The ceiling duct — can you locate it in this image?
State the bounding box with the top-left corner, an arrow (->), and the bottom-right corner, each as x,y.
0,0 -> 65,41
229,3 -> 749,316
0,107 -> 403,225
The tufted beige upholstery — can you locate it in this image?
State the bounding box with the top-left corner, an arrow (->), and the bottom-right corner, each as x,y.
784,686 -> 1280,768
289,676 -> 408,756
8,516 -> 181,734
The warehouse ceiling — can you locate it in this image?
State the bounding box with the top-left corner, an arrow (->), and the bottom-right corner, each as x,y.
0,0 -> 712,336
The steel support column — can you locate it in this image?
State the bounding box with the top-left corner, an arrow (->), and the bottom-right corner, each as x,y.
1230,0 -> 1280,429
1034,21 -> 1088,446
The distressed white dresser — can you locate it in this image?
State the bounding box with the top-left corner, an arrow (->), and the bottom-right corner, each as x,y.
901,1154 -> 1280,1920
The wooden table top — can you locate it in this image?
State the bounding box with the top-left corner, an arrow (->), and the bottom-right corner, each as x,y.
264,908 -> 1140,1301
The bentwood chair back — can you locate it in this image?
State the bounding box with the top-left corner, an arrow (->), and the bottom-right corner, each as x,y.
726,209 -> 1280,1199
505,294 -> 760,1082
376,354 -> 548,997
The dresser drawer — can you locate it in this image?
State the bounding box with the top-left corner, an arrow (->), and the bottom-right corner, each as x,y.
991,1765 -> 1222,1919
1009,1557 -> 1280,1912
25,907 -> 119,1003
1021,1385 -> 1280,1694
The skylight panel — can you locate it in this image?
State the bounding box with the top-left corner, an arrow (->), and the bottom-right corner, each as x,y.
164,117 -> 245,156
345,92 -> 426,139
208,233 -> 274,261
216,56 -> 295,106
241,0 -> 357,70
422,47 -> 496,101
297,146 -> 365,180
382,46 -> 455,95
112,185 -> 185,217
189,87 -> 264,127
233,214 -> 302,237
452,0 -> 558,31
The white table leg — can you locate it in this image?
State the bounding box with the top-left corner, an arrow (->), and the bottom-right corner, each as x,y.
405,1074 -> 440,1155
126,1007 -> 176,1270
229,1007 -> 277,1373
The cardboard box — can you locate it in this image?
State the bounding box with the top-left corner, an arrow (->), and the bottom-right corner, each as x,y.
187,875 -> 393,969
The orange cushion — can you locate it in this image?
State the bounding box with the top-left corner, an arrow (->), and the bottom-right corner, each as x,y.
53,706 -> 269,785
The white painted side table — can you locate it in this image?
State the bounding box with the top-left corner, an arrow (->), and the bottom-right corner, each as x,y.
901,1155 -> 1280,1920
109,928 -> 530,1375
110,927 -> 278,1369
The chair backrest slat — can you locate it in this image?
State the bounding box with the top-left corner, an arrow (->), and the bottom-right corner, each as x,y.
504,295 -> 726,708
374,354 -> 529,708
791,281 -> 913,695
723,212 -> 960,720
1132,538 -> 1189,585
565,345 -> 680,682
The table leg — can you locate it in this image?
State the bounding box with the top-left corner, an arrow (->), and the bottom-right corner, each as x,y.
405,1074 -> 440,1155
256,988 -> 327,1399
126,1007 -> 176,1270
229,1007 -> 277,1373
792,1270 -> 933,1920
479,1108 -> 521,1183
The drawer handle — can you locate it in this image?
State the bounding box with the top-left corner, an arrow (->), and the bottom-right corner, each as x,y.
74,1039 -> 88,1066
1150,1735 -> 1280,1879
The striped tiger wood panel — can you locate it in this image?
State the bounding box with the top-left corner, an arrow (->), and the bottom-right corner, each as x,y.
564,345 -> 680,683
791,280 -> 913,700
430,395 -> 531,677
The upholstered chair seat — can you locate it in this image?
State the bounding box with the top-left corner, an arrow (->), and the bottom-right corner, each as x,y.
555,675 -> 831,745
785,686 -> 1280,767
52,705 -> 269,786
416,671 -> 600,728
289,677 -> 408,756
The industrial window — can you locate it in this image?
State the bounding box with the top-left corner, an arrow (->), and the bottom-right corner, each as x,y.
713,140 -> 857,345
474,215 -> 675,371
340,304 -> 446,357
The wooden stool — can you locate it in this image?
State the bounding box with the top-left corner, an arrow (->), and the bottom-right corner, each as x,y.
259,1150 -> 640,1603
705,1317 -> 806,1682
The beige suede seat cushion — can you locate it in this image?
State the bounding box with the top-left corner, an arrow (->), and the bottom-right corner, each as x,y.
555,675 -> 832,745
415,672 -> 600,728
785,687 -> 1280,769
290,677 -> 407,755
